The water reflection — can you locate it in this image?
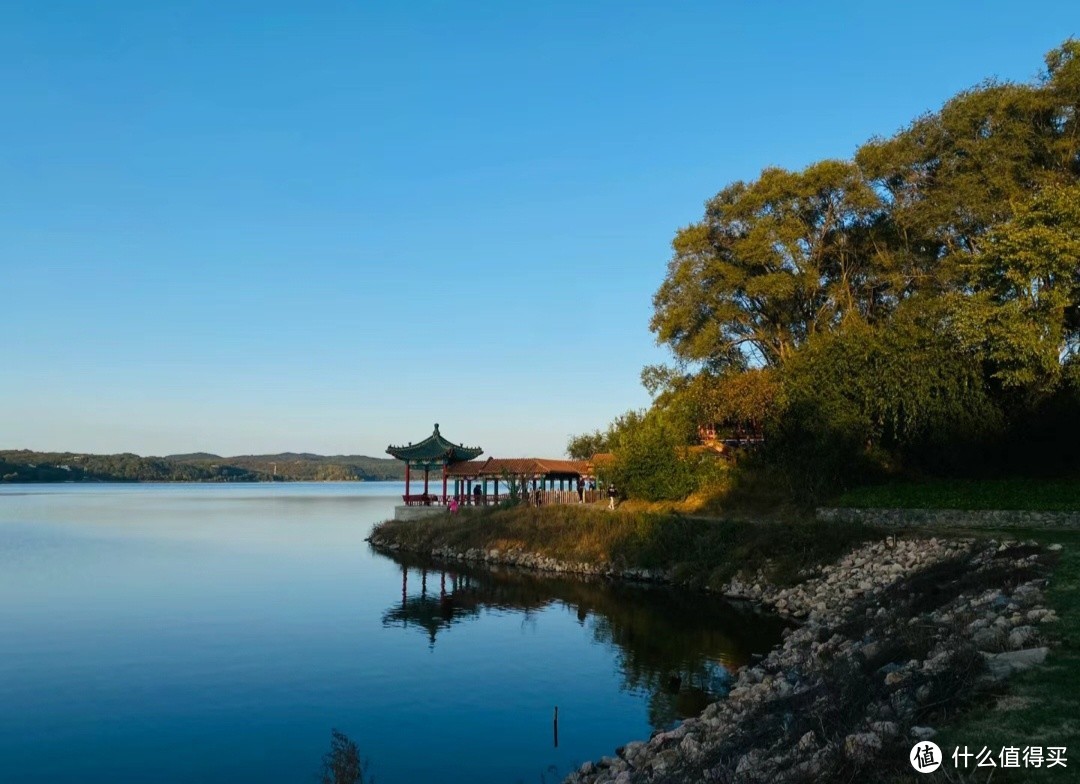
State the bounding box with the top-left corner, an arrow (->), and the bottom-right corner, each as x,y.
379,552 -> 786,729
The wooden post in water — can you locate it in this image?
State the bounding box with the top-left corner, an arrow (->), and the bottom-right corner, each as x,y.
553,706 -> 559,748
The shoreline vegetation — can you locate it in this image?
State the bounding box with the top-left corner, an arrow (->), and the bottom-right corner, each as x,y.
369,506 -> 1077,784
0,449 -> 405,484
567,41 -> 1080,516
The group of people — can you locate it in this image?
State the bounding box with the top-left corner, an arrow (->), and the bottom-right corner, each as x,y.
574,477 -> 601,503
577,477 -> 619,509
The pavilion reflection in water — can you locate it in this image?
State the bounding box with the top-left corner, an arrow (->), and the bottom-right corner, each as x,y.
383,564 -> 490,646
379,554 -> 787,728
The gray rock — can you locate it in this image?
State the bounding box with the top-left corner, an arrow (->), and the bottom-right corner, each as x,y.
884,670 -> 907,687
679,734 -> 703,761
870,721 -> 899,738
843,732 -> 883,764
983,647 -> 1050,681
1007,625 -> 1036,650
648,748 -> 680,774
735,749 -> 764,775
910,725 -> 937,740
973,627 -> 1004,650
890,690 -> 917,720
922,651 -> 951,673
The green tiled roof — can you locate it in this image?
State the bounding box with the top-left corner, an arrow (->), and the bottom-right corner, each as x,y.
386,424 -> 484,465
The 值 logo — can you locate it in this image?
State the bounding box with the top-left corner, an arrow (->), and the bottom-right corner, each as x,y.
911,741 -> 943,773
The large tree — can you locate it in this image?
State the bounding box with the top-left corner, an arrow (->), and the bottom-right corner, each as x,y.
651,160 -> 885,370
652,41 -> 1080,378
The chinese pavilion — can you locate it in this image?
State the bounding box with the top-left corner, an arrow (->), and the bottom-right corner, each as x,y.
386,424 -> 483,506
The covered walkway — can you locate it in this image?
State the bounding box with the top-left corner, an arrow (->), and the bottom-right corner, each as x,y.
447,457 -> 598,505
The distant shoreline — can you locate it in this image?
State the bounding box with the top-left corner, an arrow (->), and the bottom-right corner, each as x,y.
0,449 -> 406,484
0,477 -> 394,484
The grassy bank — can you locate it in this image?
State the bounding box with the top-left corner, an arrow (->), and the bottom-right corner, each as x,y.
933,528 -> 1080,783
371,505 -> 874,588
835,478 -> 1080,512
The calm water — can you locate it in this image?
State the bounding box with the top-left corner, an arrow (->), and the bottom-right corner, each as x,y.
0,483 -> 782,784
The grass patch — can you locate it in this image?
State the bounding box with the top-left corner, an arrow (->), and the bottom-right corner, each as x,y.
371,505 -> 875,589
835,478 -> 1080,512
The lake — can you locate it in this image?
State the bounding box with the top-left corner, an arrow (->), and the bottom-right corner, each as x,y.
0,483 -> 782,783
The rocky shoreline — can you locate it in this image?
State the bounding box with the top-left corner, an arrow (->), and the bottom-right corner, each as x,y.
367,531 -> 1062,783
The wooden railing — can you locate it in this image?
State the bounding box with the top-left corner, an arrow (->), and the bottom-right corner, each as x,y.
405,490 -> 603,507
403,494 -> 445,506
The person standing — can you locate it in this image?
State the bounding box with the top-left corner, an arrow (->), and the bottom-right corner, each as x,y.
576,476 -> 585,503
607,483 -> 618,510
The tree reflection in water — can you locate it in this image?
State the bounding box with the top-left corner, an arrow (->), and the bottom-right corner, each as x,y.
379,552 -> 786,730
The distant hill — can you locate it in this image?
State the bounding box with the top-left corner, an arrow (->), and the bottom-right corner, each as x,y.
0,449 -> 405,483
165,452 -> 405,481
165,452 -> 223,461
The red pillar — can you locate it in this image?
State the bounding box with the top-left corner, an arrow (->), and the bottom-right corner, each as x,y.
423,466 -> 430,496
405,464 -> 411,501
442,464 -> 448,504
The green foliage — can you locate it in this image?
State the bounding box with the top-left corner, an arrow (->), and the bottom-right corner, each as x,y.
635,40 -> 1080,505
837,478 -> 1080,511
565,429 -> 610,461
574,395 -> 722,502
791,310 -> 998,441
759,309 -> 1006,501
651,160 -> 883,369
950,183 -> 1080,394
607,409 -> 701,501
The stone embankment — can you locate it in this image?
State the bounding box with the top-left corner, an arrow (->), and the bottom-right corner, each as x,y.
368,533 -> 674,582
817,506 -> 1080,529
367,531 -> 1062,783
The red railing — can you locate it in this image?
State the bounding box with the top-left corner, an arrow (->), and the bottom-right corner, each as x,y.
404,490 -> 603,507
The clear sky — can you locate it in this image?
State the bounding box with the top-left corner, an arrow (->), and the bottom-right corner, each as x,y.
2,1 -> 1077,458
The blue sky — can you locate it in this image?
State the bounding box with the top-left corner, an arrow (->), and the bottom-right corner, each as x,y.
2,1 -> 1077,458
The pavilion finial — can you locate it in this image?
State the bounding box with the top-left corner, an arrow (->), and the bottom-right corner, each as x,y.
434,423 -> 440,434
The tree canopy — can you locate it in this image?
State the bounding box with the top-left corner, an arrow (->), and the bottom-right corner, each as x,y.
652,41 -> 1080,378
579,41 -> 1080,504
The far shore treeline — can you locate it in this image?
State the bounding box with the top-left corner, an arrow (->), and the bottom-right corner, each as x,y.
571,41 -> 1080,506
0,450 -> 406,483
